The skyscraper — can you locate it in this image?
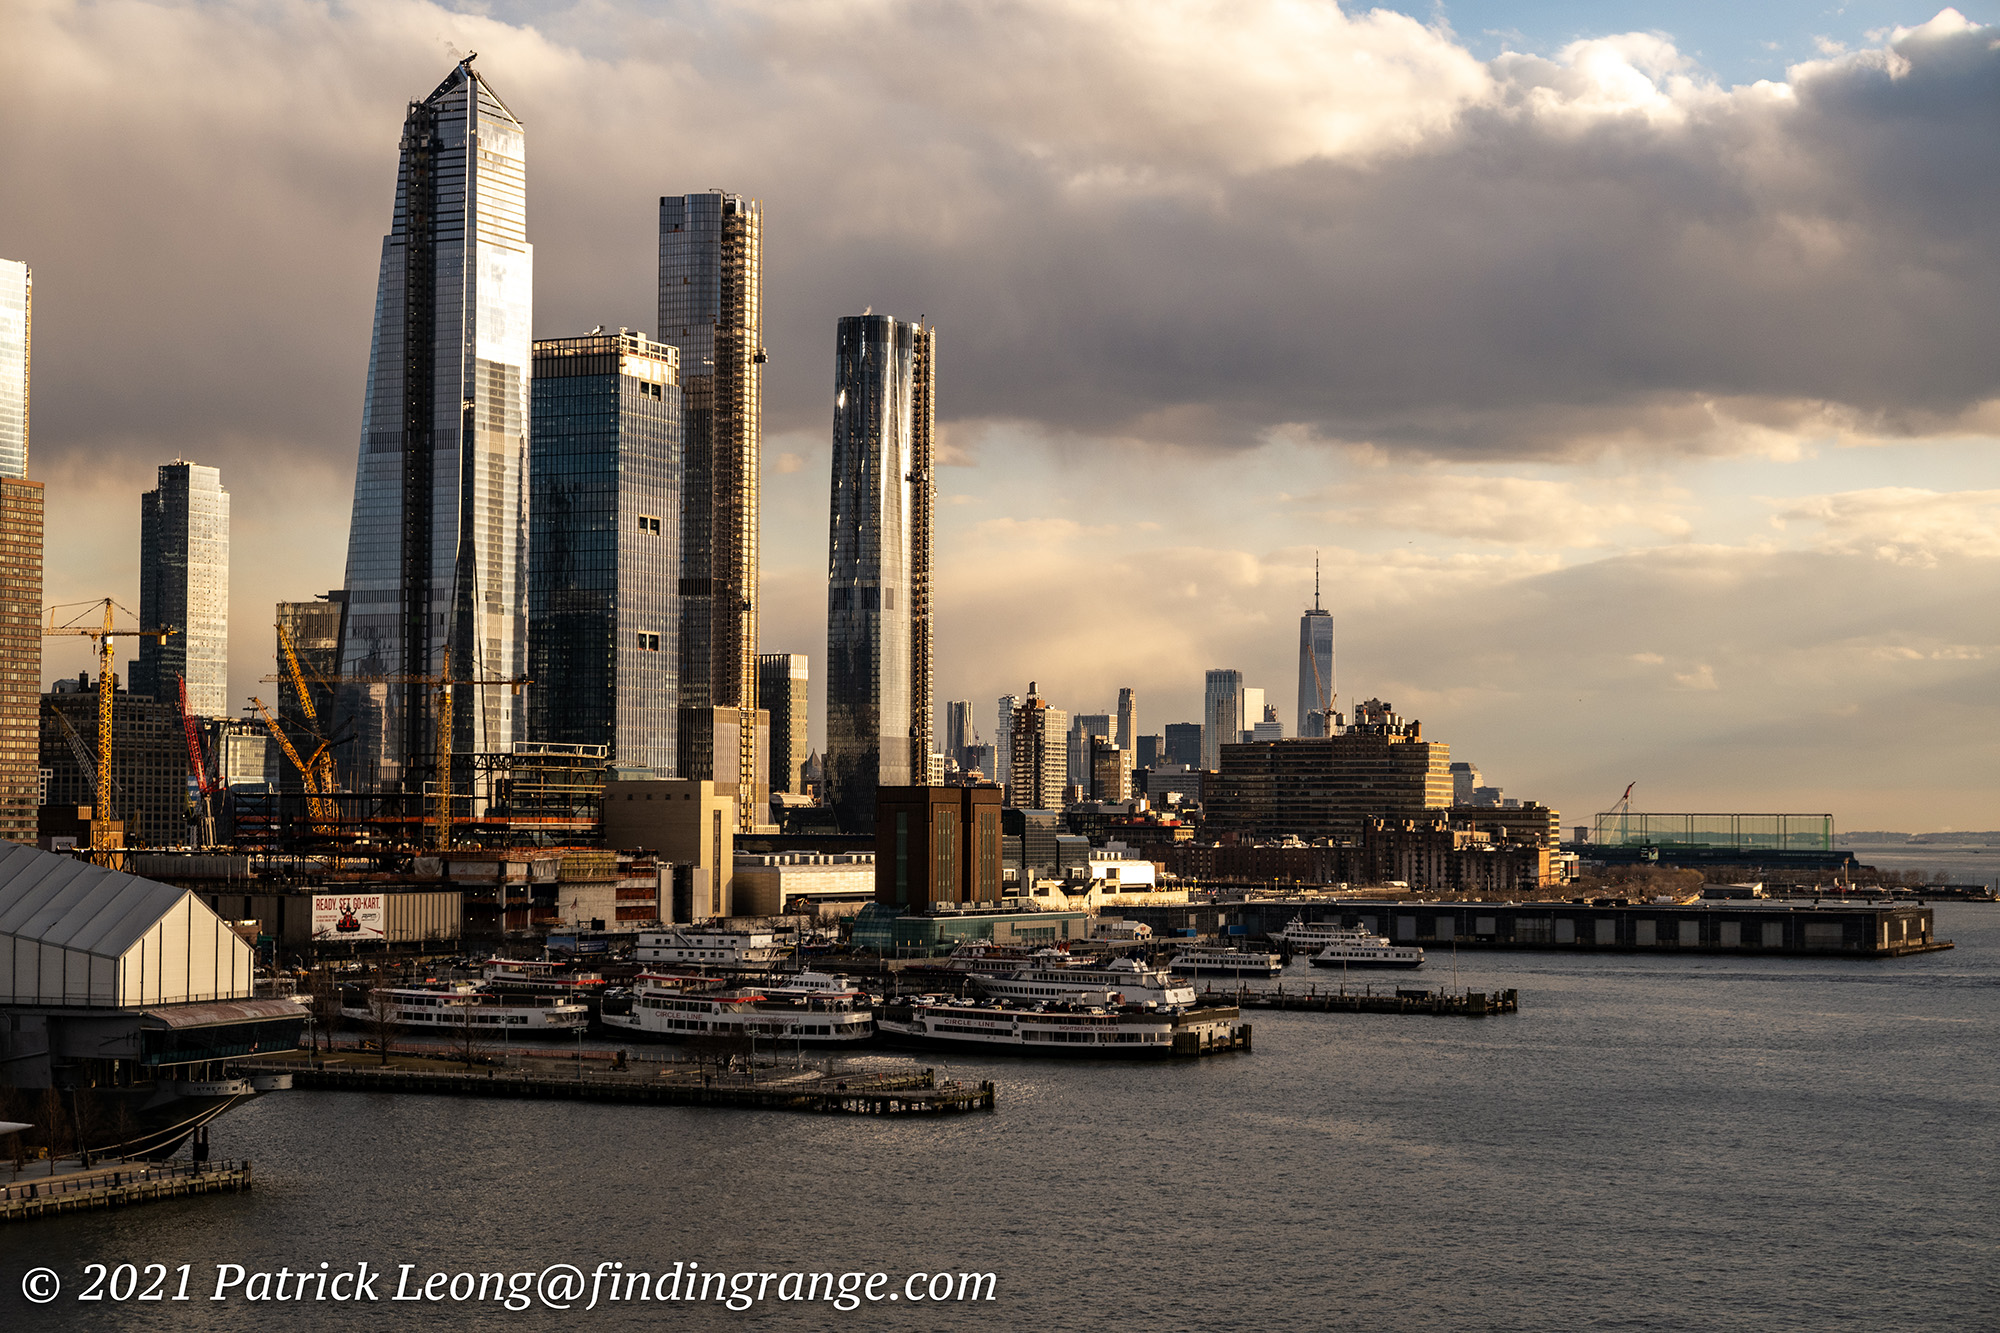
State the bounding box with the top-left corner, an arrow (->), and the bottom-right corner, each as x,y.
0,260 -> 26,480
133,461 -> 229,716
275,595 -> 345,800
0,258 -> 36,845
1116,687 -> 1136,753
824,314 -> 935,834
659,190 -> 764,828
1006,683 -> 1068,810
1069,712 -> 1111,794
996,693 -> 1020,790
758,653 -> 809,796
1202,668 -> 1245,770
944,700 -> 974,767
528,331 -> 681,771
337,58 -> 532,792
1298,557 -> 1336,737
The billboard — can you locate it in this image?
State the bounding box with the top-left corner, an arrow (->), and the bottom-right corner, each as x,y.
312,893 -> 387,942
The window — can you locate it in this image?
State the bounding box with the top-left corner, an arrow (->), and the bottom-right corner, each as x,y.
637,513 -> 661,534
637,632 -> 661,652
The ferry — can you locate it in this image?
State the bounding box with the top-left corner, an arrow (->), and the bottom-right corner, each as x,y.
972,955 -> 1196,1007
918,941 -> 1088,976
1306,927 -> 1425,970
599,973 -> 875,1045
480,957 -> 609,997
1168,945 -> 1285,977
634,928 -> 788,969
338,983 -> 589,1031
1275,916 -> 1388,953
876,995 -> 1247,1059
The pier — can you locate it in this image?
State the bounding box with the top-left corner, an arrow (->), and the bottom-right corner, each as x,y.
1,1159 -> 253,1224
1199,984 -> 1518,1016
230,1057 -> 996,1116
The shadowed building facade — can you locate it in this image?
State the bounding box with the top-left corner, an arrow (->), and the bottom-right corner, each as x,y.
336,58 -> 532,793
874,785 -> 1004,911
528,332 -> 681,771
1207,700 -> 1452,841
824,315 -> 935,834
758,653 -> 809,796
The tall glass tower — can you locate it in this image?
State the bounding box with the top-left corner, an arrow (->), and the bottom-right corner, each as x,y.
1297,556 -> 1336,737
528,331 -> 681,771
824,314 -> 935,833
658,191 -> 764,826
1202,668 -> 1245,770
133,461 -> 230,716
0,258 -> 38,844
337,58 -> 531,791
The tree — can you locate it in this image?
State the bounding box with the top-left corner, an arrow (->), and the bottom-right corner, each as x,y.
366,972 -> 400,1066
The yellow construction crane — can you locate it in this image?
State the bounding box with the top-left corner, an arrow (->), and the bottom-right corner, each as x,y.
248,696 -> 339,835
258,652 -> 527,849
43,599 -> 175,861
276,621 -> 337,805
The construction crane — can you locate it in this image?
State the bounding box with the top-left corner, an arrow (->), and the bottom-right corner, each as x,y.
257,652 -> 528,850
247,696 -> 338,835
176,676 -> 217,847
44,599 -> 175,861
276,620 -> 337,803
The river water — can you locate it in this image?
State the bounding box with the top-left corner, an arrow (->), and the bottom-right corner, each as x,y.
4,905 -> 1996,1331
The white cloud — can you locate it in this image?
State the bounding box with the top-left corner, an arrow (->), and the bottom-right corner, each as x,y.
1773,487 -> 2000,565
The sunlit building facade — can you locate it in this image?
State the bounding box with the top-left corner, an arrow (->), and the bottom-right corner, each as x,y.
133,461 -> 229,716
528,332 -> 681,772
0,258 -> 35,845
337,58 -> 532,790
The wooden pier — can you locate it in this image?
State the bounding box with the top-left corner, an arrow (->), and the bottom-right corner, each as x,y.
1,1159 -> 252,1224
1199,984 -> 1519,1016
229,1059 -> 996,1116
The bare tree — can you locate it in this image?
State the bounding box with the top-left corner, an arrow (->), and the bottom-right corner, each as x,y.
366,973 -> 400,1066
444,1001 -> 486,1070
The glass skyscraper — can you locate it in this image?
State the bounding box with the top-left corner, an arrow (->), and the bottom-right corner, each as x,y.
1203,668 -> 1246,770
658,191 -> 764,825
133,461 -> 230,716
528,332 -> 681,772
0,260 -> 27,479
0,258 -> 37,844
825,314 -> 935,833
1297,561 -> 1336,737
337,58 -> 531,791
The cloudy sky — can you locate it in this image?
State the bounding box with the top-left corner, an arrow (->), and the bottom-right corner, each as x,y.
5,0 -> 2000,832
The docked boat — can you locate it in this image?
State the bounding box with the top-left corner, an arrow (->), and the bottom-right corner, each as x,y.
1275,915 -> 1394,953
634,928 -> 788,969
480,957 -> 609,998
1168,945 -> 1285,977
876,995 -> 1248,1058
1306,927 -> 1424,970
913,941 -> 1088,977
972,955 -> 1196,1007
338,983 -> 589,1031
599,973 -> 875,1045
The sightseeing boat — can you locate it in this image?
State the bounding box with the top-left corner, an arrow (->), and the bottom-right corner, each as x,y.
480,957 -> 609,998
1168,945 -> 1285,977
598,973 -> 875,1045
972,954 -> 1196,1007
1305,927 -> 1425,970
338,983 -> 589,1031
876,994 -> 1247,1059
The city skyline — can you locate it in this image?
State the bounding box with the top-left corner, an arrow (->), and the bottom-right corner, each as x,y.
9,6 -> 2000,829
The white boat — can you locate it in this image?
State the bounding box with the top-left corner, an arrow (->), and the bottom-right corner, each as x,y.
1169,945 -> 1285,977
876,995 -> 1246,1058
1307,928 -> 1424,970
480,957 -> 608,997
755,970 -> 866,1002
972,955 -> 1196,1007
1275,916 -> 1389,953
339,983 -> 589,1031
634,928 -> 788,969
920,941 -> 1088,976
599,973 -> 875,1045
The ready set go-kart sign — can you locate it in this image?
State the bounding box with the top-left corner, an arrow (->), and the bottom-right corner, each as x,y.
312,893 -> 387,941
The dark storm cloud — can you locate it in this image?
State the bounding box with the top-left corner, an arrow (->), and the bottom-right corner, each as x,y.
2,2 -> 1995,483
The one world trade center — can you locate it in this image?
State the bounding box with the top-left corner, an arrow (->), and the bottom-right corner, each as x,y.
336,57 -> 531,794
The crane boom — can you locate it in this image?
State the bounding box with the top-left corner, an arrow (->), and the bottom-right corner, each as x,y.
44,599 -> 175,860
249,696 -> 337,834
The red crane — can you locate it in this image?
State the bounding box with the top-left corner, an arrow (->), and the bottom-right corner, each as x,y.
178,676 -> 217,845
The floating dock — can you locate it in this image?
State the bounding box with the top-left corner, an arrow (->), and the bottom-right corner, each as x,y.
230,1059 -> 996,1116
1118,900 -> 1952,958
1199,985 -> 1517,1016
1,1159 -> 252,1224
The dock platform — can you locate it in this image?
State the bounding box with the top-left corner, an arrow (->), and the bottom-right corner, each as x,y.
229,1058 -> 996,1116
1,1159 -> 252,1224
1200,984 -> 1519,1016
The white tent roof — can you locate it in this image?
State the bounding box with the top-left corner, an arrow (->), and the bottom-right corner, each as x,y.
0,842 -> 187,957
